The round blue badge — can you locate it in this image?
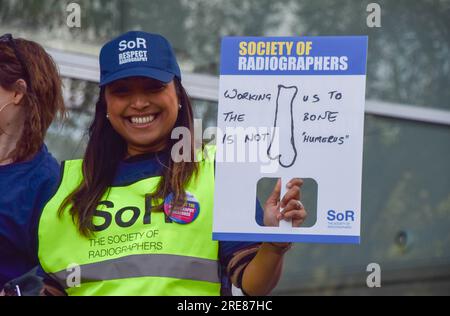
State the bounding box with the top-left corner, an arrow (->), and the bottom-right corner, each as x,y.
163,191 -> 200,224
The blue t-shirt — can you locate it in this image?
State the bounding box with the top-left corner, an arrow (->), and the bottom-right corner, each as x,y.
0,145 -> 60,289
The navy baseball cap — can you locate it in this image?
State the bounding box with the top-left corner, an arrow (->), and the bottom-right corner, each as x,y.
99,31 -> 181,86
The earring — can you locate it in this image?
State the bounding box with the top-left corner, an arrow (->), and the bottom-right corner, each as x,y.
179,104 -> 182,109
106,113 -> 110,119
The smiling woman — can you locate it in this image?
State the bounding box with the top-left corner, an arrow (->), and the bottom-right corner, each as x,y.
105,77 -> 179,156
18,30 -> 308,297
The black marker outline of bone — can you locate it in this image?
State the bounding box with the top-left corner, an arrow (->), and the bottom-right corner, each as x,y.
267,85 -> 298,168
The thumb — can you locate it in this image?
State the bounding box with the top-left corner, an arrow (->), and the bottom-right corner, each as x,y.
267,179 -> 281,205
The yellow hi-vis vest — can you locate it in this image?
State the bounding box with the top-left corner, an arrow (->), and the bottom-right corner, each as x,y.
38,150 -> 220,296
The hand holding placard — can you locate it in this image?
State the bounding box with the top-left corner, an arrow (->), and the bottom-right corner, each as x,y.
263,178 -> 307,228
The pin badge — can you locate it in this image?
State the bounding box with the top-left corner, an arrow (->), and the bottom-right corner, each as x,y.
164,192 -> 200,224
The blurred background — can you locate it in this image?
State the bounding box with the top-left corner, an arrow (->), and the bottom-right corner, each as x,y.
1,0 -> 449,295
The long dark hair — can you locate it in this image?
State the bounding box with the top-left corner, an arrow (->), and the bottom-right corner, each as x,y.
59,77 -> 198,237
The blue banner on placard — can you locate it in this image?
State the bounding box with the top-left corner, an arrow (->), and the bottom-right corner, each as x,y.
220,36 -> 367,76
213,233 -> 360,244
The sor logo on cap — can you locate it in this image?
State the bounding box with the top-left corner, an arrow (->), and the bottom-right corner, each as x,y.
118,37 -> 148,65
164,192 -> 200,224
119,37 -> 147,51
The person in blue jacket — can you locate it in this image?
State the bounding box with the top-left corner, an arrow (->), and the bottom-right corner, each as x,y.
0,34 -> 65,289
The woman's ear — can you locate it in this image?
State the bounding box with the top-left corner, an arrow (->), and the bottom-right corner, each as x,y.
13,79 -> 27,105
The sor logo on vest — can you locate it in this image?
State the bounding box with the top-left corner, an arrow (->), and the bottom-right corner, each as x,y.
92,192 -> 200,232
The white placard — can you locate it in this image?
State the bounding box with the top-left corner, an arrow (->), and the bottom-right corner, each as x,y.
213,36 -> 368,244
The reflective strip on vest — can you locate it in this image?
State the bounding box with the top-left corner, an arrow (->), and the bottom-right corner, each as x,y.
52,254 -> 220,289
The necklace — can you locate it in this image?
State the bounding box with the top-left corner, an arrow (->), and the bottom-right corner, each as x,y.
156,152 -> 171,170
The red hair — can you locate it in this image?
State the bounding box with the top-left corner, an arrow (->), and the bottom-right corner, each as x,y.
0,37 -> 65,162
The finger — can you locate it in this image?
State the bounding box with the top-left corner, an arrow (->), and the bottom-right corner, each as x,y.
281,199 -> 304,214
281,209 -> 307,221
286,178 -> 304,189
267,179 -> 281,205
281,186 -> 301,208
293,210 -> 308,227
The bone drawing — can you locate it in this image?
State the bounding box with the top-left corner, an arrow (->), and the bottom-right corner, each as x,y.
267,85 -> 298,168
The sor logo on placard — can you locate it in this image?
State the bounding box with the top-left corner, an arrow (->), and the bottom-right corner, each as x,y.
327,209 -> 355,229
